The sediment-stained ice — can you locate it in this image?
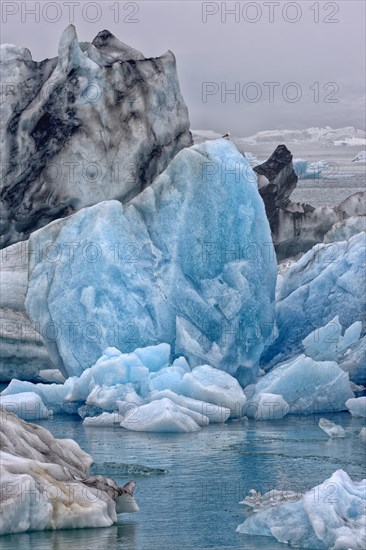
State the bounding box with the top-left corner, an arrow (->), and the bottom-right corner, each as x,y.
0,408 -> 138,535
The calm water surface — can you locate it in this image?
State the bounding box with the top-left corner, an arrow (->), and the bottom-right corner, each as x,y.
1,412 -> 365,550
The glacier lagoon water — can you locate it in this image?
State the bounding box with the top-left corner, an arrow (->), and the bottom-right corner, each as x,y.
0,412 -> 364,549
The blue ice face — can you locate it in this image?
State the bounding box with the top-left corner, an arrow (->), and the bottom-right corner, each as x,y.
25,139 -> 276,384
262,232 -> 366,369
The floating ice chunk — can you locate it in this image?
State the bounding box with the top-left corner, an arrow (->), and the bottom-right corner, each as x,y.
360,427 -> 366,440
346,397 -> 366,417
338,335 -> 366,386
120,398 -> 204,432
65,368 -> 93,402
179,365 -> 246,418
91,351 -> 148,386
85,384 -> 144,411
318,418 -> 346,438
246,393 -> 289,420
0,392 -> 49,420
239,488 -> 301,512
237,469 -> 366,550
171,356 -> 191,372
38,369 -> 65,384
148,389 -> 230,423
83,412 -> 122,427
253,355 -> 354,414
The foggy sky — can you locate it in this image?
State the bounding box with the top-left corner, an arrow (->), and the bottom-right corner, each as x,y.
1,0 -> 365,136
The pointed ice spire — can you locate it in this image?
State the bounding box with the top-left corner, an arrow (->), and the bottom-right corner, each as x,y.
57,24 -> 84,71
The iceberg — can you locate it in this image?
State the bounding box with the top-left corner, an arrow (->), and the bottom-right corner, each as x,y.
83,412 -> 122,427
0,241 -> 52,382
262,233 -> 366,369
346,397 -> 366,418
252,144 -> 357,260
237,469 -> 366,550
148,389 -> 230,423
0,407 -> 138,535
301,316 -> 365,386
1,343 -> 246,431
236,126 -> 366,146
25,139 -> 276,385
249,355 -> 354,415
0,25 -> 192,248
293,159 -> 329,180
120,397 -> 205,432
338,336 -> 366,386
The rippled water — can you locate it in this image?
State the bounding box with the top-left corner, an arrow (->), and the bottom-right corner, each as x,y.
1,412 -> 365,549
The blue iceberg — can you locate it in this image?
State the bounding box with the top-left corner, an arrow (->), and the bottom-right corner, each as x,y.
25,139 -> 276,385
262,232 -> 366,369
1,344 -> 245,431
247,354 -> 353,415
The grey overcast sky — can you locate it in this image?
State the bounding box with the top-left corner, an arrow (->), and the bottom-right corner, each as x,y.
1,0 -> 365,135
